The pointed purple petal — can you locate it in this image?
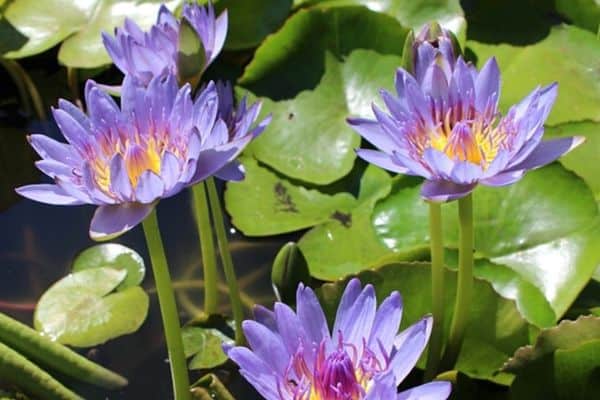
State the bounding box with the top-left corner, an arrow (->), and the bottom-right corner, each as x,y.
397,381 -> 452,400
28,134 -> 77,165
480,170 -> 525,187
214,160 -> 245,182
347,117 -> 398,151
333,284 -> 377,349
225,347 -> 280,400
242,320 -> 289,374
421,180 -> 476,202
253,305 -> 277,332
449,161 -> 483,184
16,184 -> 83,205
134,171 -> 165,204
368,291 -> 403,358
389,316 -> 433,384
356,149 -> 409,174
508,136 -> 585,172
109,154 -> 133,200
475,57 -> 500,112
89,203 -> 153,241
296,283 -> 330,345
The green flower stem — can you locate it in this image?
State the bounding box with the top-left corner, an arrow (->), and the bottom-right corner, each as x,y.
192,183 -> 219,315
205,177 -> 245,345
142,210 -> 191,400
442,193 -> 474,370
424,201 -> 445,380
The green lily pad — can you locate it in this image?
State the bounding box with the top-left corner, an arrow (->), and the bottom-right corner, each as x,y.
1,0 -> 181,67
444,251 -> 556,328
298,165 -> 396,280
319,262 -> 530,382
34,268 -> 149,347
240,6 -> 408,99
545,121 -> 600,199
225,157 -> 356,235
295,0 -> 465,36
505,316 -> 600,399
468,25 -> 600,126
244,48 -> 401,184
72,243 -> 145,291
372,164 -> 600,320
182,326 -> 233,370
214,0 -> 293,50
555,0 -> 600,33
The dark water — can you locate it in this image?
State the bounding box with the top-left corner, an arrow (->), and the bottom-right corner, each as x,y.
0,184 -> 284,399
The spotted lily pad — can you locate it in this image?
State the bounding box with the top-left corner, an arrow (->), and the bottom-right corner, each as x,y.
34,267 -> 149,347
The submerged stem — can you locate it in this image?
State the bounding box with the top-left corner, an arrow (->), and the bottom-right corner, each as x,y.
0,58 -> 32,116
441,193 -> 474,370
191,183 -> 219,315
424,201 -> 445,380
142,210 -> 190,400
205,177 -> 245,345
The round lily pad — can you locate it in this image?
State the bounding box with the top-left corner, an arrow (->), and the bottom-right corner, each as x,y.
72,243 -> 145,291
34,267 -> 149,347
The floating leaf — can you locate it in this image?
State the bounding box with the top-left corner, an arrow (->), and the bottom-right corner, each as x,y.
295,0 -> 465,37
240,6 -> 408,99
182,326 -> 233,370
468,25 -> 600,125
444,251 -> 556,328
72,243 -> 145,291
244,49 -> 401,184
1,0 -> 181,67
545,121 -> 600,199
298,165 -> 396,280
35,268 -> 149,347
215,0 -> 293,50
372,165 -> 600,320
319,262 -> 530,382
505,316 -> 600,399
555,0 -> 600,33
225,157 -> 356,235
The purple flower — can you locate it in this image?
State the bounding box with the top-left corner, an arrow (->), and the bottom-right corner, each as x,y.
16,75 -> 269,240
102,2 -> 227,86
348,51 -> 584,202
226,279 -> 451,399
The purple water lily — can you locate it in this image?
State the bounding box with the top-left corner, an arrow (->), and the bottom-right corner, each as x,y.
226,279 -> 451,399
102,2 -> 227,85
16,74 -> 269,240
348,48 -> 584,202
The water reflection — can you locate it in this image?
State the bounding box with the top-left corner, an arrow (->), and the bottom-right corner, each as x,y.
0,185 -> 285,399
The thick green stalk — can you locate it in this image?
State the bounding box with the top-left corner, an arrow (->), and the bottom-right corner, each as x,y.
424,201 -> 445,380
441,193 -> 474,370
142,210 -> 191,400
191,183 -> 219,315
205,178 -> 244,345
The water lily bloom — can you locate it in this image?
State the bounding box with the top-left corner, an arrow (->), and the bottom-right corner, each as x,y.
102,2 -> 227,85
226,279 -> 451,399
348,53 -> 584,202
16,74 -> 269,240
